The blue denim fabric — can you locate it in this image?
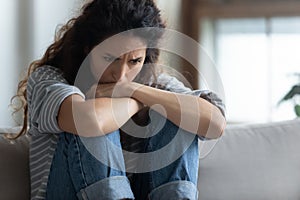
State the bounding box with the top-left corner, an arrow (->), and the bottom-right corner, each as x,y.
128,111 -> 199,200
46,130 -> 134,200
46,111 -> 199,200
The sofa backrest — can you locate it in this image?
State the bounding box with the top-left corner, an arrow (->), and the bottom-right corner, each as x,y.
0,133 -> 30,200
198,119 -> 300,200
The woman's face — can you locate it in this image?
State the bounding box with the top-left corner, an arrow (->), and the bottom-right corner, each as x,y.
90,35 -> 147,84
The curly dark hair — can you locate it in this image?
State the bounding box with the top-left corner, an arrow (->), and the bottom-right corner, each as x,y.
11,0 -> 166,139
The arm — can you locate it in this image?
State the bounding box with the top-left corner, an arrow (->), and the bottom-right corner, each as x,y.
58,94 -> 142,137
129,82 -> 226,139
83,81 -> 226,139
27,66 -> 142,137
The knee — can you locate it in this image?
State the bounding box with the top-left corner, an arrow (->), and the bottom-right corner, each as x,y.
147,115 -> 198,154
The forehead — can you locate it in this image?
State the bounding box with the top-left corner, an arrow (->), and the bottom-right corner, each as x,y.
92,34 -> 147,56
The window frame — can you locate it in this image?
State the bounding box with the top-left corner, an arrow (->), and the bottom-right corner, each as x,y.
181,0 -> 300,88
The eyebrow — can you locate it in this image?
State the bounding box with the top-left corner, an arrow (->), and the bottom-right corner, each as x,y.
130,57 -> 143,61
104,53 -> 144,60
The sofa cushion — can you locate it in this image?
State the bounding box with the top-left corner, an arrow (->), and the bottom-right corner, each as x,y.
198,119 -> 300,200
0,132 -> 30,200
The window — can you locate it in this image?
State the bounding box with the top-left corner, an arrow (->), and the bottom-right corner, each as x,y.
200,17 -> 300,123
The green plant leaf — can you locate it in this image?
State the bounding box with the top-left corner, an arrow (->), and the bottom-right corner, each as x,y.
279,85 -> 300,103
295,104 -> 300,117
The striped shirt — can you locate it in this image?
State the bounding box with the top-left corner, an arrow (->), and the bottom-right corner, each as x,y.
27,66 -> 85,199
27,65 -> 225,200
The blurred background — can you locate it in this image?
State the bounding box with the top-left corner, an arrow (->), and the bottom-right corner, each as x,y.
1,0 -> 300,127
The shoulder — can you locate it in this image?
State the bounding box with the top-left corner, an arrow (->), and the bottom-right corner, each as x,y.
28,65 -> 67,85
155,73 -> 192,93
157,74 -> 188,87
26,65 -> 75,103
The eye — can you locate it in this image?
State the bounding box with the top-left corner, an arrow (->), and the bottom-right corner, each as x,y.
129,58 -> 143,65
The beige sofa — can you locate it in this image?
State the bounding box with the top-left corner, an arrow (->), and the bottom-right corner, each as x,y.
1,119 -> 300,200
0,130 -> 30,200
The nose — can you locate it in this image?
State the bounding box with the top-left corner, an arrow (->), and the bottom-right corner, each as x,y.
112,61 -> 128,82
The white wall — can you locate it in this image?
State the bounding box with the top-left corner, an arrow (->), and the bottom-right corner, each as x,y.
0,0 -> 19,127
33,0 -> 83,60
0,0 -> 82,127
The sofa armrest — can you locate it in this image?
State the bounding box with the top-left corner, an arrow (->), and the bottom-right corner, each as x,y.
0,133 -> 30,200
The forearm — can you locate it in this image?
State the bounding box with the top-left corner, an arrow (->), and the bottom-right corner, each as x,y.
93,97 -> 142,135
58,95 -> 141,137
131,83 -> 226,139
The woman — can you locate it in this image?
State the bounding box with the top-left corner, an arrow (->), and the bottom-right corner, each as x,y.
13,0 -> 226,199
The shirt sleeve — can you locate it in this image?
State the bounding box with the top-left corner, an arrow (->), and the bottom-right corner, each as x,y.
27,66 -> 85,133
